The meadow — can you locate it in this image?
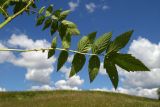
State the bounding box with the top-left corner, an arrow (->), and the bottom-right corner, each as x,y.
0,90 -> 159,107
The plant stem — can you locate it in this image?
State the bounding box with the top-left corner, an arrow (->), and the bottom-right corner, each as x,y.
0,48 -> 103,56
0,0 -> 34,29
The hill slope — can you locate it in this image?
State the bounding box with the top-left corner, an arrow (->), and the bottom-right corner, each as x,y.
0,91 -> 159,107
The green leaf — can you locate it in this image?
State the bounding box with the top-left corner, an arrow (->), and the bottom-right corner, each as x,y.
13,2 -> 26,14
113,53 -> 150,71
59,20 -> 80,36
0,0 -> 6,6
59,10 -> 71,21
62,34 -> 71,49
70,53 -> 86,77
67,28 -> 80,35
61,20 -> 77,28
53,9 -> 62,18
0,7 -> 8,18
92,32 -> 112,54
78,32 -> 96,53
50,20 -> 58,35
58,23 -> 67,39
88,55 -> 100,82
51,15 -> 58,20
43,18 -> 52,30
38,6 -> 45,14
104,56 -> 119,89
45,4 -> 53,17
107,30 -> 134,54
48,36 -> 57,59
36,15 -> 45,26
57,50 -> 68,71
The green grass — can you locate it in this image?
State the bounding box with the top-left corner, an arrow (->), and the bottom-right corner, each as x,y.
0,90 -> 159,107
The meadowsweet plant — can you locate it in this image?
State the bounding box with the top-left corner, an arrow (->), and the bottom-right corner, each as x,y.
0,0 -> 150,89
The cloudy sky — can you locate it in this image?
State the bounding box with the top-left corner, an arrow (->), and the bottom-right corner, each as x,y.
0,0 -> 160,99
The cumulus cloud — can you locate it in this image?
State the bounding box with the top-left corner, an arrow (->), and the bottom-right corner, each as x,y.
120,68 -> 160,89
118,37 -> 160,99
96,37 -> 160,99
99,63 -> 106,75
7,34 -> 56,84
30,74 -> 84,91
67,54 -> 74,63
85,3 -> 96,13
55,76 -> 84,90
29,64 -> 84,91
0,87 -> 6,92
68,1 -> 79,11
56,65 -> 84,90
1,33 -> 159,99
120,37 -> 160,89
0,33 -> 84,91
128,37 -> 160,69
0,43 -> 15,63
117,87 -> 158,99
31,85 -> 54,91
91,87 -> 158,99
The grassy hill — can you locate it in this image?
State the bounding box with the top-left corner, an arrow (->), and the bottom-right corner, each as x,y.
0,90 -> 159,107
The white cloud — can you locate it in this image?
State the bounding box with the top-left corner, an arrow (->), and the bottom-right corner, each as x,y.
90,88 -> 112,92
1,33 -> 84,90
59,66 -> 71,78
8,34 -> 56,84
67,54 -> 74,63
99,63 -> 106,75
25,68 -> 53,84
8,34 -> 51,49
56,65 -> 84,90
0,87 -> 6,92
55,75 -> 84,90
0,43 -> 15,63
128,37 -> 160,69
85,3 -> 96,13
120,68 -> 160,89
117,37 -> 160,99
94,37 -> 160,99
30,74 -> 84,91
119,37 -> 160,89
117,87 -> 158,99
67,75 -> 84,87
2,33 -> 159,100
91,87 -> 158,99
8,34 -> 34,49
31,85 -> 54,91
68,1 -> 79,11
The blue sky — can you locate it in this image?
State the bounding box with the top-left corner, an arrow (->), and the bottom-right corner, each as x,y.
0,0 -> 160,99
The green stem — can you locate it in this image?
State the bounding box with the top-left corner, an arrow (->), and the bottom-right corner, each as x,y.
0,7 -> 9,18
0,48 -> 101,56
0,0 -> 34,29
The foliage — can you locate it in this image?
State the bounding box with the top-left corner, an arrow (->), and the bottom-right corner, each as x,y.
0,0 -> 150,89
